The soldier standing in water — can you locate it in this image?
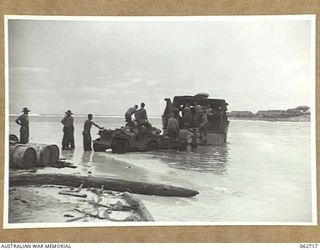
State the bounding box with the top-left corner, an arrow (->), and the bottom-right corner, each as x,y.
15,107 -> 30,144
61,110 -> 75,150
83,114 -> 102,151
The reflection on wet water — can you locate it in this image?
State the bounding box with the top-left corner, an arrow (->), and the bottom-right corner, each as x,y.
145,145 -> 229,175
81,151 -> 92,166
60,149 -> 75,159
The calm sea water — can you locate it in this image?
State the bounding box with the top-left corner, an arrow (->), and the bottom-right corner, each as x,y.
8,116 -> 313,223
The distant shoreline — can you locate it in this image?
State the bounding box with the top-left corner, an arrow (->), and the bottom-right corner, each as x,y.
228,113 -> 311,122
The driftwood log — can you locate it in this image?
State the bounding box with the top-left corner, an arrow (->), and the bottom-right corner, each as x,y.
9,173 -> 199,197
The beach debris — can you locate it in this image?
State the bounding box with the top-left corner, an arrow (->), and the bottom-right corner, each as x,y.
12,169 -> 37,174
58,190 -> 87,198
13,196 -> 28,204
50,160 -> 78,169
66,215 -> 87,222
123,192 -> 154,221
112,201 -> 124,211
124,214 -> 141,221
91,194 -> 103,207
63,214 -> 74,218
74,208 -> 109,220
69,184 -> 83,193
9,185 -> 154,223
102,211 -> 126,221
91,185 -> 104,195
103,190 -> 114,195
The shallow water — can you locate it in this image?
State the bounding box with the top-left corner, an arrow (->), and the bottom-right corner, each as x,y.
8,116 -> 313,223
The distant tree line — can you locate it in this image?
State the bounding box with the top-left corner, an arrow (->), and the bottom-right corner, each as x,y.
228,106 -> 310,118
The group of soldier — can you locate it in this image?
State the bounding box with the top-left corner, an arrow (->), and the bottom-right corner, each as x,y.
15,107 -> 101,152
125,102 -> 150,128
15,103 -> 151,152
15,101 -> 215,152
60,110 -> 102,151
125,101 -> 213,151
166,102 -> 213,145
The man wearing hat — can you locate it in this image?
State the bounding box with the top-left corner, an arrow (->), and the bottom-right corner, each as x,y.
15,107 -> 30,144
61,110 -> 75,150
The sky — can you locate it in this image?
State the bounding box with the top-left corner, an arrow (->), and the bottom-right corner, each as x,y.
8,17 -> 313,116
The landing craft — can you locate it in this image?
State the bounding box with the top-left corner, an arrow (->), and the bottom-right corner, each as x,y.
162,93 -> 229,145
92,93 -> 229,153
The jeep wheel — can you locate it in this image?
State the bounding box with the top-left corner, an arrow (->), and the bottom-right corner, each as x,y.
93,140 -> 107,152
111,141 -> 128,154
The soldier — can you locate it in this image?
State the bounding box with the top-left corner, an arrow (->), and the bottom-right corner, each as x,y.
135,103 -> 148,126
125,104 -> 138,126
135,103 -> 151,139
178,128 -> 193,152
167,113 -> 179,138
83,114 -> 102,151
61,110 -> 75,150
199,110 -> 208,143
15,107 -> 30,144
181,103 -> 192,129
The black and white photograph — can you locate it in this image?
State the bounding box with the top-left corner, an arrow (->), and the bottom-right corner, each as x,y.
4,15 -> 316,227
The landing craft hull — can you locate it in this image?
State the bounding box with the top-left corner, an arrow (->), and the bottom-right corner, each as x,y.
204,120 -> 229,145
205,132 -> 227,146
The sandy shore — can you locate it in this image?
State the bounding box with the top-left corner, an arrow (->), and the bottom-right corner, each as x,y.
8,150 -> 160,224
9,185 -> 143,223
